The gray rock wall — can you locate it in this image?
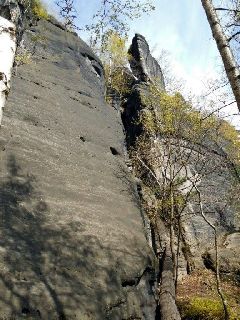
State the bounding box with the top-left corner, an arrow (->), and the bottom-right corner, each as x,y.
129,34 -> 165,89
0,17 -> 157,319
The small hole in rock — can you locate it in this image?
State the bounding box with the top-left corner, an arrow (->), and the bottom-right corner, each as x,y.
93,65 -> 102,77
121,279 -> 136,287
80,136 -> 86,142
110,147 -> 120,156
202,253 -> 215,271
59,313 -> 66,320
22,307 -> 30,314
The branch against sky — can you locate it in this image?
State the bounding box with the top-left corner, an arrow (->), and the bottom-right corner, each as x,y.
84,0 -> 155,47
43,0 -> 239,126
55,0 -> 77,29
202,0 -> 240,113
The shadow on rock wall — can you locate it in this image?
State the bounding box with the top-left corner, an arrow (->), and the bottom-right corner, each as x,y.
0,155 -> 124,319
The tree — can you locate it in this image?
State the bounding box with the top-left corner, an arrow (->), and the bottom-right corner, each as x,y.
192,180 -> 230,320
85,0 -> 155,47
55,0 -> 77,30
157,50 -> 185,94
55,0 -> 155,46
129,81 -> 240,319
201,0 -> 240,113
99,31 -> 131,105
0,10 -> 17,126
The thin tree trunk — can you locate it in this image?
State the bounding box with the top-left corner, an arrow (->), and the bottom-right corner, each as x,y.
194,182 -> 229,320
159,245 -> 181,320
168,142 -> 177,282
201,0 -> 240,112
169,181 -> 176,279
0,16 -> 17,126
175,219 -> 181,292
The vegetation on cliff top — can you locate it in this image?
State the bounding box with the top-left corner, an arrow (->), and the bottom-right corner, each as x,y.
23,0 -> 49,19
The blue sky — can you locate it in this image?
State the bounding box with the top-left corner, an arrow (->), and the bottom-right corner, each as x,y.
43,0 -> 219,91
43,0 -> 239,126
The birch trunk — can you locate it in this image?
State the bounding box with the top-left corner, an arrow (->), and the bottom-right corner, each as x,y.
194,181 -> 229,320
159,245 -> 181,320
0,16 -> 17,126
201,0 -> 240,113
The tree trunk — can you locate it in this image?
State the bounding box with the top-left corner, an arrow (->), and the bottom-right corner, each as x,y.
194,182 -> 229,320
201,0 -> 240,112
0,16 -> 17,126
159,245 -> 181,320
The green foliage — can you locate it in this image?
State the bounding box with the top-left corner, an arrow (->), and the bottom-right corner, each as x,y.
85,0 -> 155,47
179,297 -> 225,320
131,82 -> 240,247
23,0 -> 49,19
55,0 -> 77,30
141,85 -> 204,139
178,270 -> 240,320
30,34 -> 47,43
218,120 -> 240,165
100,31 -> 131,102
140,82 -> 240,167
15,51 -> 32,65
179,296 -> 239,320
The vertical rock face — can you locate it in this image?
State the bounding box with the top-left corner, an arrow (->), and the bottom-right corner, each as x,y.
128,33 -> 165,89
0,14 -> 157,319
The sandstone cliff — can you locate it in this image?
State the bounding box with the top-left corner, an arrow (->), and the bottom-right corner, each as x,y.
0,2 -> 239,319
0,3 -> 158,319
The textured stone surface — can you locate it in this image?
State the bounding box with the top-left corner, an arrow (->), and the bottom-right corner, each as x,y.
0,18 -> 157,319
205,232 -> 240,275
128,33 -> 165,89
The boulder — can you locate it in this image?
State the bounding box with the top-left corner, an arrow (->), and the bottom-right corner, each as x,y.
204,232 -> 240,278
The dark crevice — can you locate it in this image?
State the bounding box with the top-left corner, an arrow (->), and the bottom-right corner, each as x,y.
121,266 -> 152,288
202,253 -> 215,271
122,279 -> 136,287
120,84 -> 160,317
110,147 -> 120,156
22,307 -> 30,314
78,90 -> 93,98
81,52 -> 95,61
155,304 -> 160,320
92,65 -> 102,77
